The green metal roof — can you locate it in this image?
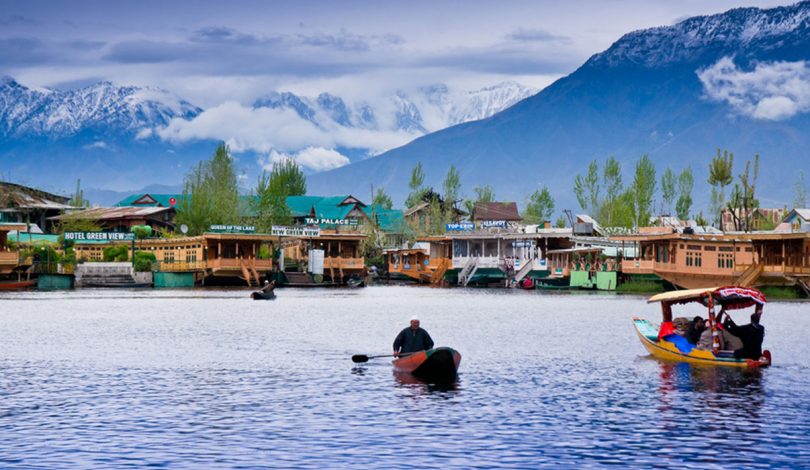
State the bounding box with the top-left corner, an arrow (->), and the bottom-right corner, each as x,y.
364,206 -> 405,233
115,193 -> 185,207
8,232 -> 60,244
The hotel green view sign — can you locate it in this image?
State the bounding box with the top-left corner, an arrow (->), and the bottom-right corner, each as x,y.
271,226 -> 321,237
64,231 -> 135,242
209,224 -> 256,233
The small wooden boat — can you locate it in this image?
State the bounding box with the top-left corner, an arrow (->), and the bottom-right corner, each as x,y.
346,276 -> 365,288
393,347 -> 461,383
251,290 -> 276,300
635,286 -> 771,368
0,280 -> 35,290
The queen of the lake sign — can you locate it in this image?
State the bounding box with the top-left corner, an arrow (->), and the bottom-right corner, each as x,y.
210,224 -> 256,233
64,232 -> 135,241
305,217 -> 359,226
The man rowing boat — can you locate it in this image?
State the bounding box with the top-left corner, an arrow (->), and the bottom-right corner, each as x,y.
393,315 -> 434,356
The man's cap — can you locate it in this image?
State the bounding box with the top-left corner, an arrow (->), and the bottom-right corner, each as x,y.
410,315 -> 419,322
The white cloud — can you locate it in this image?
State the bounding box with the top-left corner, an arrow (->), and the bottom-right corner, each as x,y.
82,141 -> 109,150
262,147 -> 351,172
135,127 -> 153,139
155,100 -> 419,159
698,56 -> 810,120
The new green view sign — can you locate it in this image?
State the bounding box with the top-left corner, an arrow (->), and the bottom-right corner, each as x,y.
305,217 -> 359,226
64,231 -> 135,242
209,224 -> 256,233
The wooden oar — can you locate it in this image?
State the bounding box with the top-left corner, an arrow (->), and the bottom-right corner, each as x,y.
352,352 -> 412,363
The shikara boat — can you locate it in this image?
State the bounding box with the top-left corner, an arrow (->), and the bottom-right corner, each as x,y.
251,290 -> 276,300
393,347 -> 461,383
634,286 -> 771,368
0,280 -> 35,290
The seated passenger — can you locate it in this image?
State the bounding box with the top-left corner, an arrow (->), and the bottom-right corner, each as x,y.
696,325 -> 724,351
685,316 -> 705,345
723,308 -> 765,360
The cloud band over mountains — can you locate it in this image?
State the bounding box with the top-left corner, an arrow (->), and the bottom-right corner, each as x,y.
698,57 -> 810,121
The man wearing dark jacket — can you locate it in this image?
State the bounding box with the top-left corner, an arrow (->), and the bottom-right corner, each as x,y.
723,310 -> 765,360
393,316 -> 434,355
686,316 -> 706,345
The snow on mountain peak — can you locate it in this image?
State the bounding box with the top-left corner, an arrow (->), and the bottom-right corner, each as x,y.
590,1 -> 810,68
0,78 -> 201,138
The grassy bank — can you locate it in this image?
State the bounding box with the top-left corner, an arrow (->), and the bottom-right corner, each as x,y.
758,286 -> 806,300
616,280 -> 667,294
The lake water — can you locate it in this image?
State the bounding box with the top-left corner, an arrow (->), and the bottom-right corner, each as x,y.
1,286 -> 808,468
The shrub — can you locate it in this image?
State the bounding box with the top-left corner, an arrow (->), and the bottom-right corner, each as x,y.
133,251 -> 157,272
103,244 -> 130,262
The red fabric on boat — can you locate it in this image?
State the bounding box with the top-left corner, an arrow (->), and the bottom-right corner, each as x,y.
658,321 -> 675,341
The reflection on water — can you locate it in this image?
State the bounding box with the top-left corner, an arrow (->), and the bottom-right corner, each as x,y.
0,287 -> 809,467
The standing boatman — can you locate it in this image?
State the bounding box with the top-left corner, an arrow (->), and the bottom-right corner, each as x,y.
393,315 -> 434,356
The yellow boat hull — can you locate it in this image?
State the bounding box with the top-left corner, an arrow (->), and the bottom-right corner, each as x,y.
633,318 -> 770,368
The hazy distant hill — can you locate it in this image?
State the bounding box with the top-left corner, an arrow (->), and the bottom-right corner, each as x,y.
307,1 -> 810,210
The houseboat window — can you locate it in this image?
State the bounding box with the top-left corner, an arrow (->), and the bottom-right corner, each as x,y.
719,246 -> 733,252
745,247 -> 753,252
687,245 -> 701,251
470,241 -> 483,257
485,240 -> 498,257
453,240 -> 468,258
717,253 -> 733,269
704,246 -> 716,251
685,251 -> 702,267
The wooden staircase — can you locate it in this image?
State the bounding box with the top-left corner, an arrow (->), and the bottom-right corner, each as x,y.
458,258 -> 478,287
239,258 -> 253,287
513,259 -> 535,283
431,259 -> 451,285
735,263 -> 764,287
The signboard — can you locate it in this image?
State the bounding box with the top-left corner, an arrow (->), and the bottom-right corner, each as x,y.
305,217 -> 359,226
480,220 -> 507,228
64,231 -> 135,242
271,226 -> 321,237
210,224 -> 256,233
446,222 -> 474,231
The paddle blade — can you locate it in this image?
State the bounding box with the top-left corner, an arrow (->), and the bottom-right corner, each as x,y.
352,354 -> 369,363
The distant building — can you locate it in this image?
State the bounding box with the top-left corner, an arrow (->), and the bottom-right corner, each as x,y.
0,181 -> 74,232
403,191 -> 464,233
49,206 -> 176,232
781,208 -> 810,232
721,207 -> 786,232
471,202 -> 521,228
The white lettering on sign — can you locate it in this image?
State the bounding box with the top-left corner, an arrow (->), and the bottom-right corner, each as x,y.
271,226 -> 321,237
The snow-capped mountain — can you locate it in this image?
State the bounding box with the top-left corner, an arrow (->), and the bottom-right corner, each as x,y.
590,2 -> 810,68
250,81 -> 537,134
0,77 -> 201,138
307,1 -> 810,209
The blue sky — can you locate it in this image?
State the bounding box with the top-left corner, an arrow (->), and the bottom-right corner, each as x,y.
0,0 -> 791,106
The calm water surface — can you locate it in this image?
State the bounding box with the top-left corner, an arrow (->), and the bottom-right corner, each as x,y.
1,286 -> 808,468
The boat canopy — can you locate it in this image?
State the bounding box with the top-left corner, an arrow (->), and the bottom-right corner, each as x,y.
648,286 -> 766,310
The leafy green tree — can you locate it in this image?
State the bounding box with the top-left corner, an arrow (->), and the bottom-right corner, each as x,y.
675,167 -> 694,220
405,162 -> 426,208
727,154 -> 760,232
69,179 -> 90,208
176,161 -> 214,236
522,186 -> 555,225
573,160 -> 600,213
629,155 -> 656,228
554,215 -> 567,228
254,159 -> 307,231
794,170 -> 808,208
372,187 -> 393,210
207,143 -> 240,226
660,168 -> 676,216
176,144 -> 243,236
708,149 -> 734,226
442,165 -> 461,223
599,156 -> 627,227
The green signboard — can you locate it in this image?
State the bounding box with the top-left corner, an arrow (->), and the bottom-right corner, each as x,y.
64,231 -> 135,242
271,226 -> 321,237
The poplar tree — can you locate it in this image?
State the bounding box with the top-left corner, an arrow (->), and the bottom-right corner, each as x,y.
522,186 -> 555,225
660,168 -> 676,216
629,155 -> 656,228
675,167 -> 694,221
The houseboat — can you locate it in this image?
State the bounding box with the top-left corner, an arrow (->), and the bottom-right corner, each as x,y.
385,236 -> 452,284
280,231 -> 366,286
448,229 -> 573,287
611,230 -> 810,292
